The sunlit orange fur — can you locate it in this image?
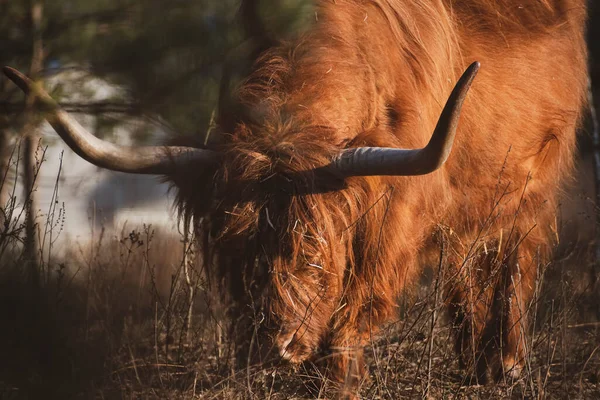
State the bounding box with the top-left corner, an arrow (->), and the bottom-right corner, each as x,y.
173,0 -> 588,392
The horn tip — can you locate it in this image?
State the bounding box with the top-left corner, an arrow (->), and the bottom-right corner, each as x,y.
459,61 -> 481,89
3,66 -> 19,78
468,61 -> 481,76
467,61 -> 480,74
3,66 -> 30,90
3,66 -> 15,78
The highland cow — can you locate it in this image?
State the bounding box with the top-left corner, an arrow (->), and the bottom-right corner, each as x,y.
3,0 -> 588,396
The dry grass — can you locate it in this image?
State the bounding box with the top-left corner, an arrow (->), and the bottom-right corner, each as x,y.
0,149 -> 599,400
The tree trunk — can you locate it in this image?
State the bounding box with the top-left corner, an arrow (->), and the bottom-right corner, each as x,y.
22,0 -> 44,279
0,129 -> 11,226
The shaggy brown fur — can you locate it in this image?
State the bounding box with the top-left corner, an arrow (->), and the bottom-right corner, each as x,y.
174,0 -> 588,395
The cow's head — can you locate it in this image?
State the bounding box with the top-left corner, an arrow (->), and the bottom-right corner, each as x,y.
2,61 -> 478,362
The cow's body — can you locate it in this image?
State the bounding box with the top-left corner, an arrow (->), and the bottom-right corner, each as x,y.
193,0 -> 587,389
4,0 -> 588,396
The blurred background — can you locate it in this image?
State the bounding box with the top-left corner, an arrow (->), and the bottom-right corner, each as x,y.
0,1 -> 599,399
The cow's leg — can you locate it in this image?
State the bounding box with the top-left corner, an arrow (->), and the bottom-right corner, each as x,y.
323,298 -> 393,398
322,324 -> 367,399
492,239 -> 538,381
446,249 -> 498,384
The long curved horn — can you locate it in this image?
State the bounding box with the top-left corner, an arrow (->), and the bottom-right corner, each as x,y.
332,62 -> 480,177
3,66 -> 218,175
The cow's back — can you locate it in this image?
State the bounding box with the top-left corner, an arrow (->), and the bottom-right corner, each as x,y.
442,0 -> 587,238
316,0 -> 587,233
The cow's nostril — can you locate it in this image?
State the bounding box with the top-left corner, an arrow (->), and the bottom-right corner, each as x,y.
276,331 -> 312,364
278,335 -> 294,360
